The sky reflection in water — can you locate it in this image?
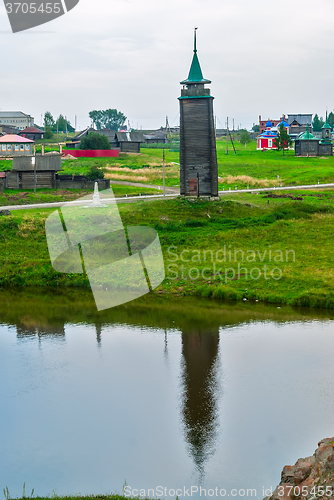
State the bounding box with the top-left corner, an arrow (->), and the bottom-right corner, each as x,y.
0,290 -> 334,499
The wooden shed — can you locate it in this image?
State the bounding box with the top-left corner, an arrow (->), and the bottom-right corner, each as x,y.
19,127 -> 44,140
113,131 -> 145,152
5,154 -> 62,189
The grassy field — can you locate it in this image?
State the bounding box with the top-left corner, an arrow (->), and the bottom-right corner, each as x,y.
0,185 -> 161,206
2,139 -> 334,190
1,190 -> 334,308
53,140 -> 334,189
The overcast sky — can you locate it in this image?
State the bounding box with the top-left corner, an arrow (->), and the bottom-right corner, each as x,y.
1,0 -> 334,131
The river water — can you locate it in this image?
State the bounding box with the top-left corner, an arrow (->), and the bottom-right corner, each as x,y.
1,289 -> 334,499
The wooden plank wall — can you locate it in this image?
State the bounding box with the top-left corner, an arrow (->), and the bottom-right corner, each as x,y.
179,96 -> 218,196
19,171 -> 55,189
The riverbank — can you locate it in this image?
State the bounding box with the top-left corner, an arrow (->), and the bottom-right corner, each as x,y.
264,437 -> 334,500
1,191 -> 334,308
3,495 -> 142,500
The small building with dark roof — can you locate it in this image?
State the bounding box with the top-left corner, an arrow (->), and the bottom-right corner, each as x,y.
0,134 -> 34,157
5,153 -> 62,189
114,131 -> 145,152
144,130 -> 169,144
295,118 -> 333,156
19,127 -> 44,140
68,127 -> 145,152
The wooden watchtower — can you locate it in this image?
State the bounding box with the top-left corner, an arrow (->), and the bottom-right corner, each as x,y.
178,29 -> 218,197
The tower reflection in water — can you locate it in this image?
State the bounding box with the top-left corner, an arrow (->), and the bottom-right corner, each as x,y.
10,290 -> 223,481
180,325 -> 221,479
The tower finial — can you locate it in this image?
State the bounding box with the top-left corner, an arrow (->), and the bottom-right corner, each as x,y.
194,27 -> 198,53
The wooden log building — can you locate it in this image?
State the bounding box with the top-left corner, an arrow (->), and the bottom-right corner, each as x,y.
5,154 -> 62,189
178,29 -> 218,197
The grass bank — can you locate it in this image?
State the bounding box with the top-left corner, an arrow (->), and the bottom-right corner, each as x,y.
1,190 -> 334,308
3,495 -> 147,500
0,185 -> 161,206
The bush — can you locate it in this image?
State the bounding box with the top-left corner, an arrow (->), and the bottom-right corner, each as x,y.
44,127 -> 53,139
240,129 -> 251,145
80,132 -> 111,150
86,165 -> 105,180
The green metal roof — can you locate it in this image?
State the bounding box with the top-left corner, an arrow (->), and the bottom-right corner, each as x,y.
180,29 -> 211,85
298,125 -> 318,140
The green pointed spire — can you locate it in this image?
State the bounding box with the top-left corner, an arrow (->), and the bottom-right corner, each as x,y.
180,28 -> 211,85
323,110 -> 330,129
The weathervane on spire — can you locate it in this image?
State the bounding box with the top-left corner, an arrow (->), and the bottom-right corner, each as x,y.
194,27 -> 198,53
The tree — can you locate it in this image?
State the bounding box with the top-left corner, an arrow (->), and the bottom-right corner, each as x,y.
86,165 -> 105,180
80,132 -> 111,150
89,109 -> 126,130
44,111 -> 55,130
55,114 -> 75,133
312,114 -> 325,132
274,124 -> 292,155
44,127 -> 53,139
328,112 -> 334,129
240,129 -> 251,145
252,124 -> 260,133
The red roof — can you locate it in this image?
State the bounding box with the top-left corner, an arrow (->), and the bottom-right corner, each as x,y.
19,127 -> 43,134
0,134 -> 34,143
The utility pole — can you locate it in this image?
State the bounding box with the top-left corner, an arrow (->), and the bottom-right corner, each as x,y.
163,148 -> 165,197
32,155 -> 36,194
226,117 -> 229,155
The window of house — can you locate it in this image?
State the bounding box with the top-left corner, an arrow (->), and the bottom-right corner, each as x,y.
20,144 -> 24,151
269,139 -> 272,147
15,145 -> 19,151
7,145 -> 12,151
2,145 -> 6,151
25,144 -> 30,150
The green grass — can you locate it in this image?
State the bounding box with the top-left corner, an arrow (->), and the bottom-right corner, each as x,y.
3,494 -> 152,500
0,189 -> 93,206
56,139 -> 334,189
215,138 -> 334,188
1,191 -> 334,308
3,139 -> 334,191
0,185 -> 161,206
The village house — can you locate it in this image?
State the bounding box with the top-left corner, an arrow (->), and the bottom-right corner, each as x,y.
0,134 -> 34,157
68,127 -> 145,152
144,130 -> 169,144
287,114 -> 312,138
19,126 -> 44,141
0,111 -> 34,130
